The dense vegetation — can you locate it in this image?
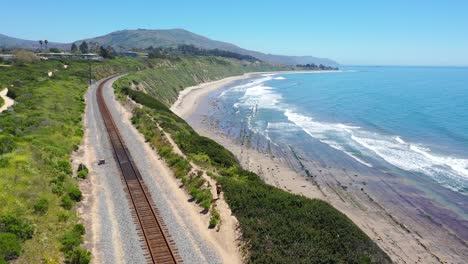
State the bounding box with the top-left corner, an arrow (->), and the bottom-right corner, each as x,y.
115,71 -> 391,263
296,63 -> 339,70
148,44 -> 260,62
0,58 -> 147,263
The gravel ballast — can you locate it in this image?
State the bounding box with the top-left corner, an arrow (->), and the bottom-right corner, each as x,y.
83,76 -> 223,263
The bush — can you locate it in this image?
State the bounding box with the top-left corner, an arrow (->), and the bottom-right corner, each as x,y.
13,50 -> 38,65
55,159 -> 72,175
0,135 -> 15,155
189,153 -> 212,167
33,198 -> 49,214
0,233 -> 21,261
61,195 -> 73,210
58,211 -> 71,222
77,164 -> 88,179
209,208 -> 220,229
67,186 -> 82,202
65,247 -> 91,264
60,224 -> 85,253
0,215 -> 33,241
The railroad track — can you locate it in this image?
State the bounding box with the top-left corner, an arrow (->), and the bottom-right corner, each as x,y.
96,76 -> 181,264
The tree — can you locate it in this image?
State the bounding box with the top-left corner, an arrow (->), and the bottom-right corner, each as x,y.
38,40 -> 43,50
49,48 -> 61,53
44,40 -> 48,49
70,43 -> 78,53
99,46 -> 115,59
13,50 -> 39,65
79,41 -> 88,54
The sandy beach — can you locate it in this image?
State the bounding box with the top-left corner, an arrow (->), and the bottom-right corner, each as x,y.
171,72 -> 468,264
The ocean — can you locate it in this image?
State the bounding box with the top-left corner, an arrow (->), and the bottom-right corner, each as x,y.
210,66 -> 468,196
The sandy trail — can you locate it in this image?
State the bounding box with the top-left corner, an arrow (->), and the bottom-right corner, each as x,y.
171,72 -> 467,264
0,88 -> 14,113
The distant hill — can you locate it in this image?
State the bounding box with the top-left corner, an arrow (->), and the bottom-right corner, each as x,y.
0,29 -> 338,65
0,34 -> 69,50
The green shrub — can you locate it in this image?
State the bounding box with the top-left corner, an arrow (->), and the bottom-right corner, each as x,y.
209,208 -> 220,229
55,159 -> 72,175
77,164 -> 88,179
33,198 -> 49,214
60,224 -> 85,253
65,247 -> 91,264
0,215 -> 33,241
58,211 -> 71,222
189,153 -> 212,167
67,186 -> 82,202
61,195 -> 74,210
0,233 -> 21,261
0,135 -> 15,155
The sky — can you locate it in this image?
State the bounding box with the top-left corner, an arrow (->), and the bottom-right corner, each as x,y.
1,0 -> 468,66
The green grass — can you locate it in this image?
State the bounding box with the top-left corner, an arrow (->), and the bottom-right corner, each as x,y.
0,58 -> 150,263
116,67 -> 392,263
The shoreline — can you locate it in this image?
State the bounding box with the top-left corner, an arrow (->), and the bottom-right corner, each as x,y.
170,70 -> 343,118
170,71 -> 467,263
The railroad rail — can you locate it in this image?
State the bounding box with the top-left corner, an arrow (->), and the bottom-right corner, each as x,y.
96,76 -> 181,264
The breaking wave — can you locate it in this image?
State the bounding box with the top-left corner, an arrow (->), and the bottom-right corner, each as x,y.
221,75 -> 468,193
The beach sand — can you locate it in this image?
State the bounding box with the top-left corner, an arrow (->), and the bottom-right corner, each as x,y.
171,72 -> 467,264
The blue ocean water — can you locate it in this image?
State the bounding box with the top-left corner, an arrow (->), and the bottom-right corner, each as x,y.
216,67 -> 468,194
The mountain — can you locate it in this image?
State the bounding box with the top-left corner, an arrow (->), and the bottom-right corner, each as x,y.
0,29 -> 338,65
80,29 -> 338,65
0,34 -> 69,50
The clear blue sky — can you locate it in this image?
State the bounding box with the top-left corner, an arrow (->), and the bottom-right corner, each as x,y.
2,0 -> 467,66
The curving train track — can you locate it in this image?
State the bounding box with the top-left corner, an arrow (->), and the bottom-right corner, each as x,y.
96,76 -> 181,264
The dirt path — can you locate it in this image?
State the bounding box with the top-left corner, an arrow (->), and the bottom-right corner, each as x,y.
0,88 -> 14,113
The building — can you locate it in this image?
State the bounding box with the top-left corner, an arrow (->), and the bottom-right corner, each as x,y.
37,52 -> 103,60
0,54 -> 15,60
121,51 -> 148,58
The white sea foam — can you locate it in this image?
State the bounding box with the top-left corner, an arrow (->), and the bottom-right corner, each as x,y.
239,85 -> 283,110
395,136 -> 406,144
220,75 -> 468,193
219,76 -> 274,98
274,76 -> 286,80
284,109 -> 468,192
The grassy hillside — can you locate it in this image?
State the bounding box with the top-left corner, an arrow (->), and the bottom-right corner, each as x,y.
0,55 -> 286,263
0,58 -> 147,263
115,56 -> 289,106
114,67 -> 391,263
